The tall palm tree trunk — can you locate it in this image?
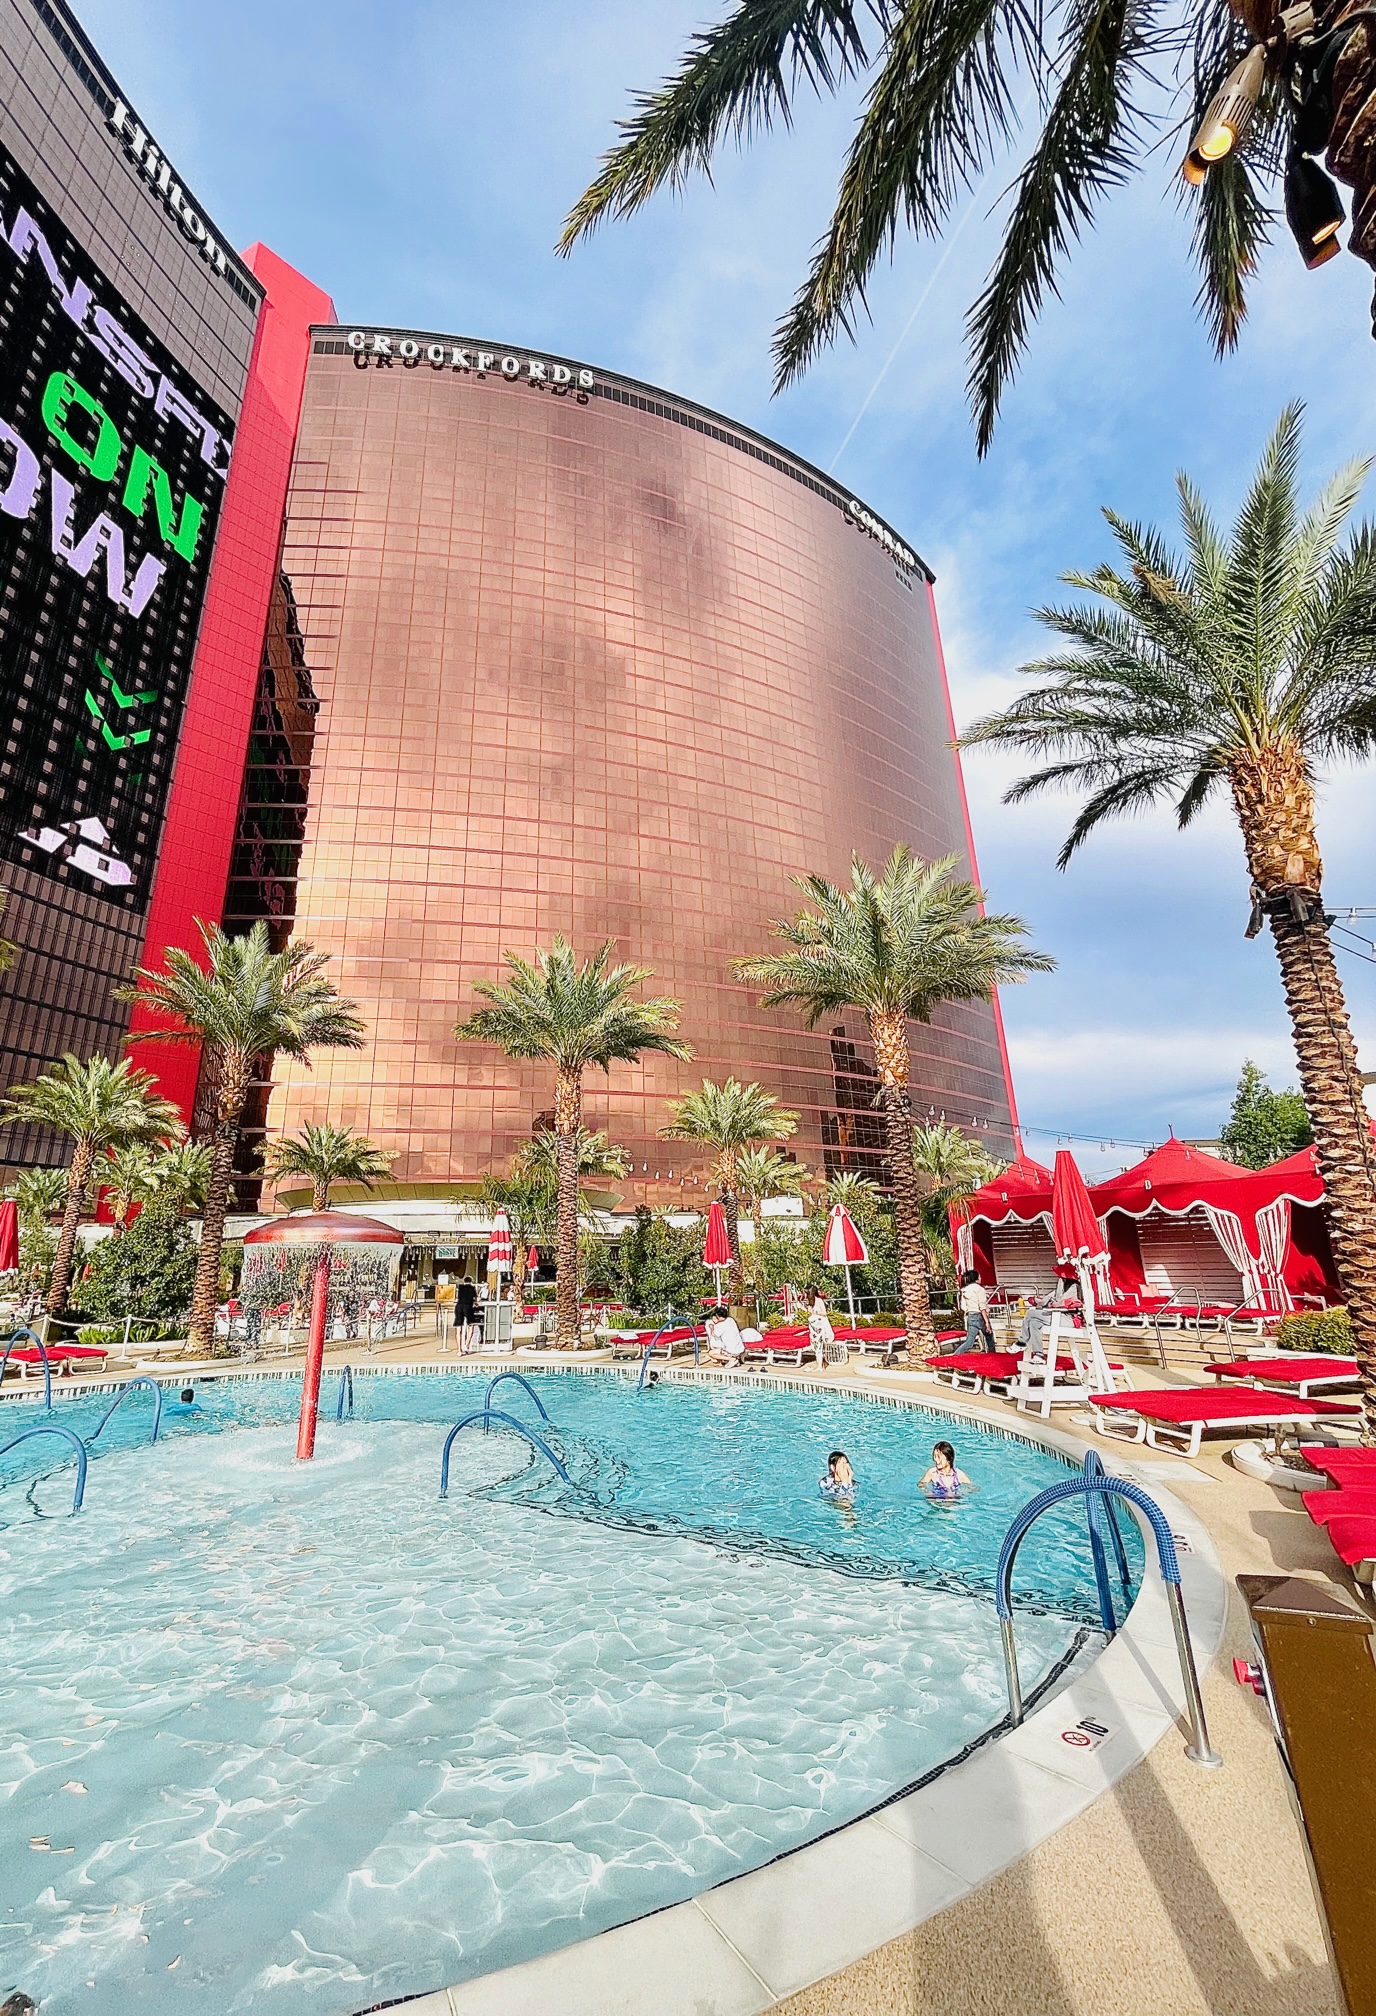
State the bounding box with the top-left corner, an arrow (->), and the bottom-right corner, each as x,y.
869,1010 -> 936,1362
312,1179 -> 329,1211
47,1139 -> 94,1317
554,1066 -> 583,1349
721,1175 -> 744,1306
1268,912 -> 1376,1436
1233,755 -> 1376,1440
189,1057 -> 251,1355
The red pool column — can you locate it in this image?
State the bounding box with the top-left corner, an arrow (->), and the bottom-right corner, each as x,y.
296,1254 -> 331,1461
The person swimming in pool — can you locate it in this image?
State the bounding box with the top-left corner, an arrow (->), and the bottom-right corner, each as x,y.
920,1441 -> 972,1501
820,1450 -> 856,1500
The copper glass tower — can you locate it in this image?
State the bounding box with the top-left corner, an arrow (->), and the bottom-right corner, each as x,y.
250,330 -> 1017,1204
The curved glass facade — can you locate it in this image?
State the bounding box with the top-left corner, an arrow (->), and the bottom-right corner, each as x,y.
259,331 -> 1016,1204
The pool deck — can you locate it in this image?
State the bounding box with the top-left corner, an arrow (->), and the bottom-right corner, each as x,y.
1,1330 -> 1354,2016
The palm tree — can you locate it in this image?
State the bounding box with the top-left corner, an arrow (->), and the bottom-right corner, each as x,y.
735,848 -> 1053,1359
0,1055 -> 182,1315
504,1129 -> 631,1293
661,1079 -> 799,1301
120,920 -> 366,1353
821,1169 -> 883,1221
559,2 -> 1325,454
961,405 -> 1376,1428
9,1165 -> 68,1231
911,1122 -> 1006,1291
147,1138 -> 213,1217
102,1141 -> 161,1230
512,1126 -> 633,1195
264,1121 -> 395,1212
456,938 -> 691,1348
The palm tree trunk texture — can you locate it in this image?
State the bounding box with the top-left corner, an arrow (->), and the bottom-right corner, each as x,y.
1268,911 -> 1376,1438
312,1178 -> 329,1211
869,1009 -> 937,1361
1232,754 -> 1376,1439
722,1180 -> 744,1306
554,1067 -> 582,1350
47,1138 -> 94,1317
188,1055 -> 252,1355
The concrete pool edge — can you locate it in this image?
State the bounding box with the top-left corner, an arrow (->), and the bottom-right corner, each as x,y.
365,1372 -> 1228,2016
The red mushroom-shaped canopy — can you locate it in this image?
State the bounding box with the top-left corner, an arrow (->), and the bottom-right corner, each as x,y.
243,1211 -> 404,1247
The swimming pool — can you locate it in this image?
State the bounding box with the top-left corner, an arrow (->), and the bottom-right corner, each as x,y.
0,1368 -> 1140,2013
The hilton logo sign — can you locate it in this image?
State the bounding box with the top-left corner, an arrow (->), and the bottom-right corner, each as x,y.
107,103 -> 236,287
346,331 -> 595,398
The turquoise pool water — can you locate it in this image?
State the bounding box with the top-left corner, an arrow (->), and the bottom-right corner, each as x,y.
0,1369 -> 1139,2013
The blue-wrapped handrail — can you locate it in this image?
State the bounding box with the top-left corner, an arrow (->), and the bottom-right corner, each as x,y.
1081,1449 -> 1133,1631
0,1325 -> 53,1408
996,1466 -> 1219,1767
0,1423 -> 88,1512
638,1318 -> 698,1391
440,1408 -> 570,1495
88,1376 -> 163,1446
483,1370 -> 549,1421
336,1364 -> 354,1420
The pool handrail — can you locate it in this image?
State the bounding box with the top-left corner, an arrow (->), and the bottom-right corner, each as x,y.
0,1422 -> 88,1511
1081,1448 -> 1133,1631
440,1407 -> 571,1494
0,1325 -> 53,1407
483,1370 -> 550,1421
88,1376 -> 163,1446
336,1364 -> 354,1420
637,1317 -> 700,1390
996,1465 -> 1219,1768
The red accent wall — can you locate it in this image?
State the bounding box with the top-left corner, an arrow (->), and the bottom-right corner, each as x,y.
926,580 -> 1023,1143
127,247 -> 334,1117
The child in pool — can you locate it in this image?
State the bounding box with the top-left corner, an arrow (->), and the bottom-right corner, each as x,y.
820,1450 -> 856,1500
920,1441 -> 972,1500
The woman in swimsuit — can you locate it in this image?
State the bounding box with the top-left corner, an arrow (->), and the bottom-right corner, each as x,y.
920,1441 -> 972,1501
820,1449 -> 856,1500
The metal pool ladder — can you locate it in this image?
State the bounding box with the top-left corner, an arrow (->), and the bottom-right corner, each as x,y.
88,1376 -> 163,1446
0,1325 -> 53,1406
0,1422 -> 88,1513
996,1453 -> 1220,1768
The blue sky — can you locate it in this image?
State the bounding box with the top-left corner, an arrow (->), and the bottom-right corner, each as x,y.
78,0 -> 1376,1174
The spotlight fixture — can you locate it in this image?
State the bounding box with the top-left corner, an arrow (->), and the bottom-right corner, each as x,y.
1181,46 -> 1266,183
1285,150 -> 1345,265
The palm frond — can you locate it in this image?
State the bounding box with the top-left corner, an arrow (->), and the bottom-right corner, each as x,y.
771,0 -> 1042,388
1189,147 -> 1271,354
966,0 -> 1152,454
558,0 -> 883,251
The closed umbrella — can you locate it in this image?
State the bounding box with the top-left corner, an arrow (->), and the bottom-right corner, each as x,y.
487,1208 -> 513,1278
0,1199 -> 17,1275
822,1202 -> 869,1326
702,1200 -> 732,1304
526,1245 -> 540,1276
1050,1150 -> 1110,1307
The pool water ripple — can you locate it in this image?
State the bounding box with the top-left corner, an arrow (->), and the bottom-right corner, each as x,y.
0,1371 -> 1138,2012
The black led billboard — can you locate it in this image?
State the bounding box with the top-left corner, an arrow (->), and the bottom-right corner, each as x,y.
0,140 -> 232,910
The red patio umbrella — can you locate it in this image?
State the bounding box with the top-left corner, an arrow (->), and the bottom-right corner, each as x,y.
1051,1150 -> 1110,1308
0,1198 -> 18,1275
702,1200 -> 732,1302
525,1245 -> 540,1275
822,1202 -> 869,1324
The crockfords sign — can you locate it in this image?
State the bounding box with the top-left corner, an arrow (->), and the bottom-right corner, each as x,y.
845,496 -> 918,574
346,330 -> 594,393
108,102 -> 236,286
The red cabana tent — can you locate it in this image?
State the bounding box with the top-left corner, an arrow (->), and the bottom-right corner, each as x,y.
953,1153 -> 1056,1296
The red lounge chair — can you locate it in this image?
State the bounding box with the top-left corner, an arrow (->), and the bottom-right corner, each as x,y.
837,1326 -> 912,1363
929,1347 -> 1128,1398
1314,1515 -> 1376,1573
1089,1386 -> 1359,1459
4,1342 -> 110,1379
1302,1489 -> 1376,1526
1204,1356 -> 1361,1398
1300,1449 -> 1376,1484
742,1329 -> 811,1366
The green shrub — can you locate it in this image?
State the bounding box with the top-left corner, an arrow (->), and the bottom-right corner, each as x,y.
76,1324 -> 123,1347
80,1202 -> 197,1324
1274,1308 -> 1354,1355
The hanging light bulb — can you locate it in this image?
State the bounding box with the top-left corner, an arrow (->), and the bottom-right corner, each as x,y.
1182,46 -> 1266,183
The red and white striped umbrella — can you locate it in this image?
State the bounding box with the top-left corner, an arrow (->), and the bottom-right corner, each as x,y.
822,1204 -> 868,1267
487,1208 -> 513,1275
